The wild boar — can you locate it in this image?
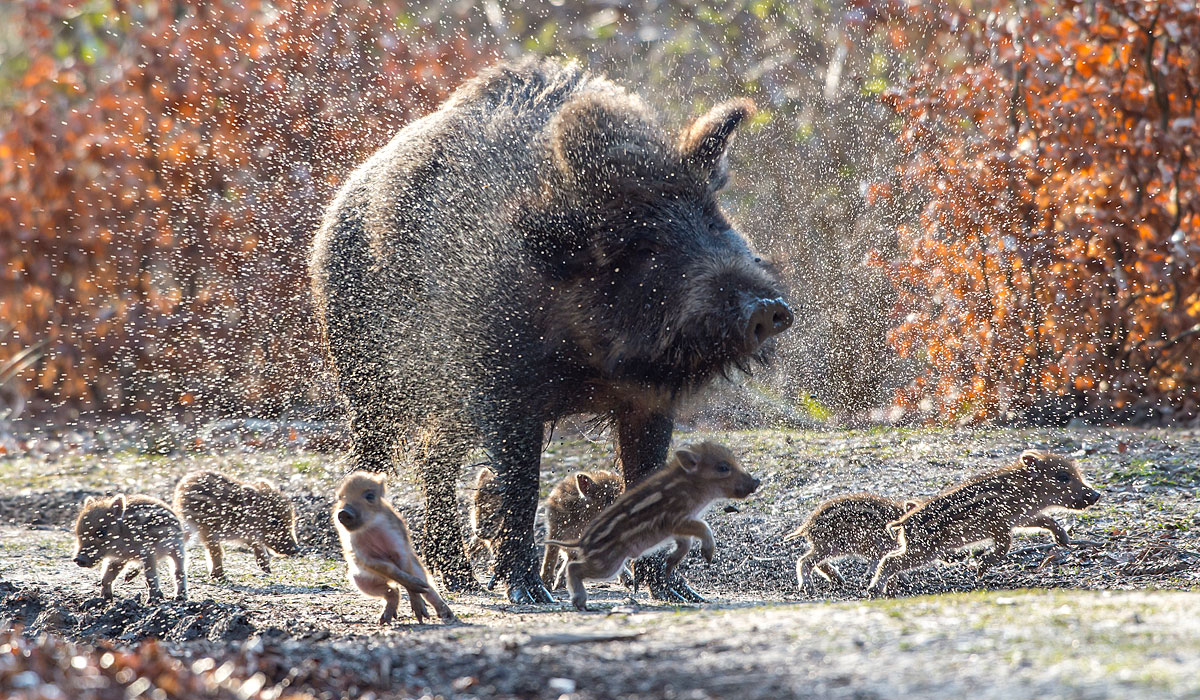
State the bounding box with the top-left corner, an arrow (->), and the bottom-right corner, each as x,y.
73,494 -> 186,602
548,442 -> 759,610
334,472 -> 455,624
783,494 -> 919,594
540,469 -> 624,589
309,57 -> 792,603
173,470 -> 300,580
868,450 -> 1101,595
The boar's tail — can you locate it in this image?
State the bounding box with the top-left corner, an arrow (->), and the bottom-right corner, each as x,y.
544,538 -> 581,550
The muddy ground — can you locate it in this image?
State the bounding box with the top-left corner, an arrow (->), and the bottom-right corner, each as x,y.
1,426 -> 1198,698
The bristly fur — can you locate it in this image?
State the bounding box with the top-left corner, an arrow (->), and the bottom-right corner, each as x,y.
868,450 -> 1101,595
310,55 -> 790,596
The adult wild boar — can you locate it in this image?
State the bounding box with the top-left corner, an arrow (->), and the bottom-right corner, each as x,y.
310,57 -> 792,603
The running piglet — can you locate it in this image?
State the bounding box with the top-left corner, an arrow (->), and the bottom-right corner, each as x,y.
549,442 -> 759,611
868,450 -> 1101,595
73,494 -> 187,602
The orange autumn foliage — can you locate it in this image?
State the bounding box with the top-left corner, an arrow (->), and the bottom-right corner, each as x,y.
877,0 -> 1200,423
0,0 -> 485,419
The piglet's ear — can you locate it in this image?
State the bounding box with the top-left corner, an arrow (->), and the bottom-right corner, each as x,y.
111,494 -> 127,518
902,500 -> 921,512
678,98 -> 755,188
575,473 -> 597,499
255,479 -> 274,491
1020,450 -> 1043,467
675,448 -> 701,474
82,496 -> 96,508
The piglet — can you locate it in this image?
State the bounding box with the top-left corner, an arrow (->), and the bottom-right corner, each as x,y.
549,442 -> 759,610
869,450 -> 1101,595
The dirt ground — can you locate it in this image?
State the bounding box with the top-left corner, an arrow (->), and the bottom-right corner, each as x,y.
1,426 -> 1199,699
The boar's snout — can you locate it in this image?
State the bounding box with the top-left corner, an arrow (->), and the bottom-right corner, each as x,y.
744,298 -> 793,351
336,506 -> 361,531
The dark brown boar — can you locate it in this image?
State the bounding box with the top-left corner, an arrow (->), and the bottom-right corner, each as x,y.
548,442 -> 759,610
173,470 -> 300,580
73,494 -> 187,602
334,472 -> 455,624
783,494 -> 919,595
540,469 -> 624,589
868,450 -> 1101,595
310,57 -> 791,604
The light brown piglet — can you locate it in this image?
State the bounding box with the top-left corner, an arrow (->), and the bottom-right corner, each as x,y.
73,494 -> 187,602
540,469 -> 624,590
549,442 -> 759,611
174,470 -> 300,580
465,465 -> 503,588
334,472 -> 455,624
868,450 -> 1101,595
783,494 -> 919,594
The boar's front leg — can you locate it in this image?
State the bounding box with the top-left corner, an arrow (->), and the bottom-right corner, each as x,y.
617,409 -> 705,603
488,421 -> 554,604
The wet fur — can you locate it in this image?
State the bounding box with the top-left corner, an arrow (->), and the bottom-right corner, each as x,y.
309,56 -> 788,597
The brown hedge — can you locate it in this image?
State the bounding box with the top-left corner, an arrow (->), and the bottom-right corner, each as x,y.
0,0 -> 485,420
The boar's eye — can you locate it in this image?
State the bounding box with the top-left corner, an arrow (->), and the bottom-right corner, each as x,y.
364,490 -> 376,502
1054,471 -> 1072,483
716,462 -> 731,474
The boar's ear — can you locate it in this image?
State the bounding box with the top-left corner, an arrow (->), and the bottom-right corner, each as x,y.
82,496 -> 96,509
1019,450 -> 1043,467
254,479 -> 274,491
675,448 -> 701,474
550,93 -> 661,187
678,99 -> 755,189
902,500 -> 921,512
575,473 -> 597,499
111,494 -> 127,518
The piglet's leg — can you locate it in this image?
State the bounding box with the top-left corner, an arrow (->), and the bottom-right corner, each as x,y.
663,537 -> 694,581
99,561 -> 121,600
253,544 -> 272,574
405,587 -> 430,623
169,543 -> 188,601
143,554 -> 164,602
976,529 -> 1013,575
564,560 -> 590,611
1026,514 -> 1071,546
365,561 -> 433,594
380,586 -> 400,624
421,587 -> 456,622
671,519 -> 716,563
816,562 -> 845,587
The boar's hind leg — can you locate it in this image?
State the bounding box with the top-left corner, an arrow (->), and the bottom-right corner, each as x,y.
617,410 -> 704,603
415,430 -> 478,592
487,421 -> 555,604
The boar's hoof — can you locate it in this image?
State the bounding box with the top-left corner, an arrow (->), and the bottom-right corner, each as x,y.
634,557 -> 705,603
505,571 -> 555,605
